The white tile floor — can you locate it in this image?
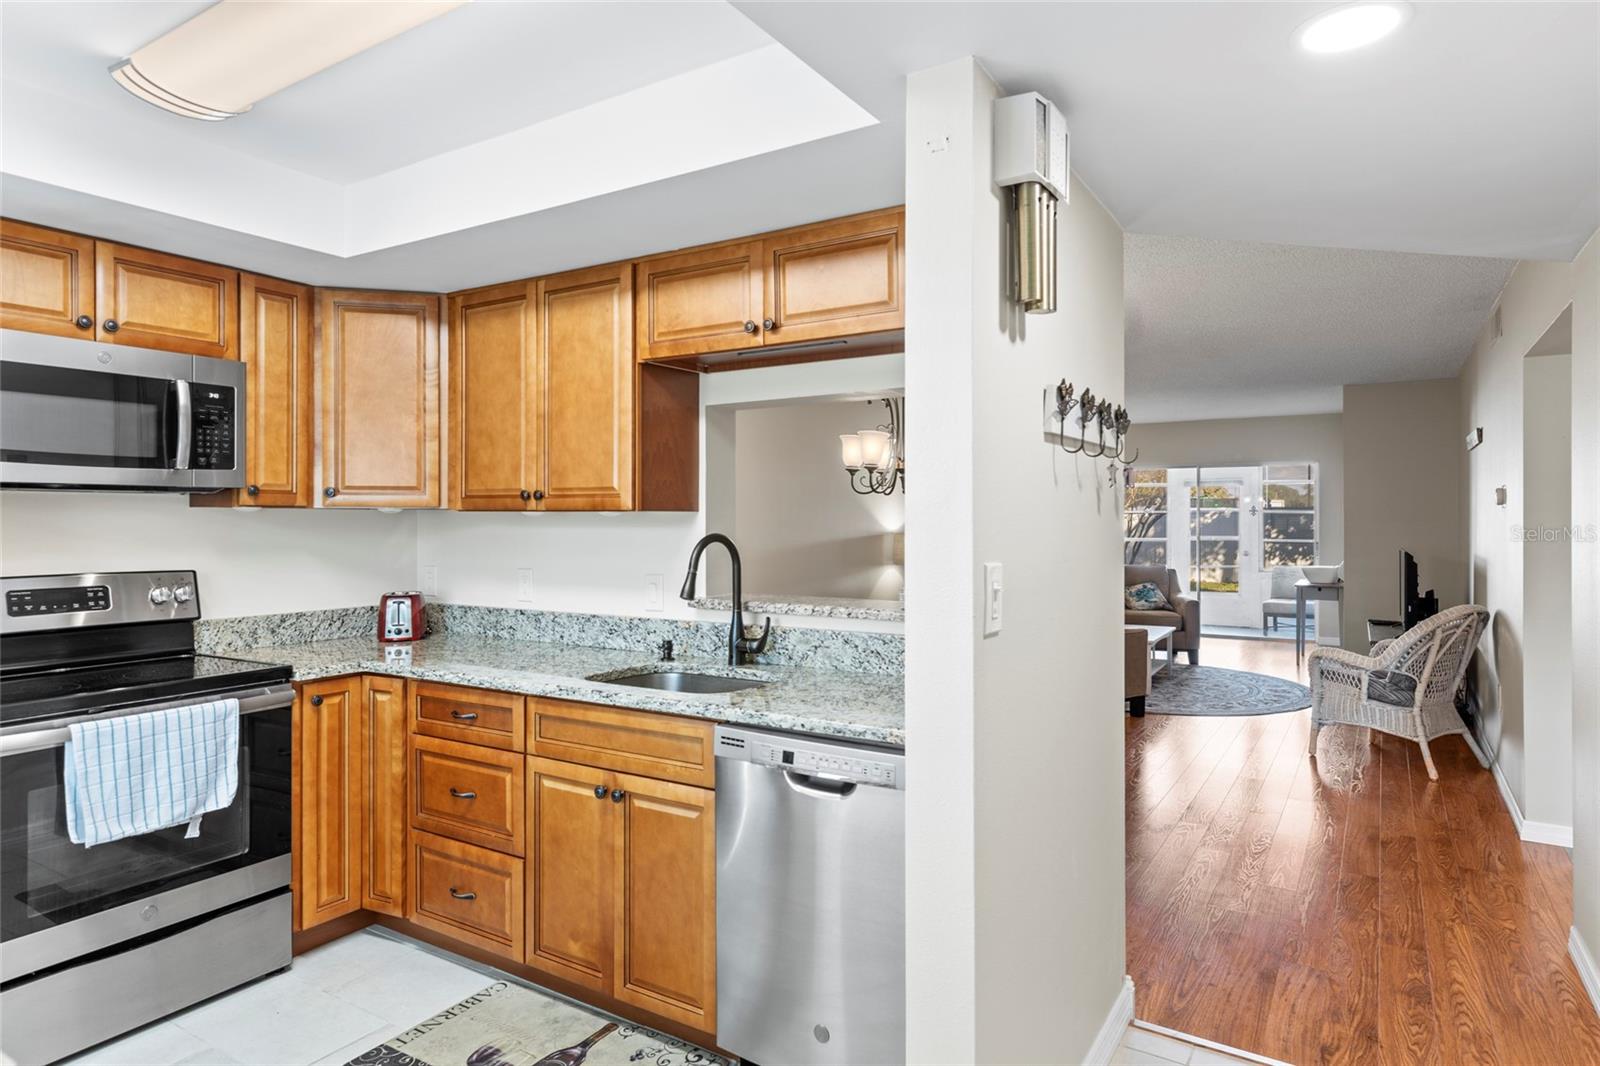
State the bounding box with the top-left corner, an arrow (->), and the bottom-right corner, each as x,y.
64,930 -> 493,1066
1113,1023 -> 1286,1066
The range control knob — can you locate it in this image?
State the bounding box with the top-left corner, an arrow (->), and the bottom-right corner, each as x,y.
148,586 -> 173,606
173,584 -> 194,604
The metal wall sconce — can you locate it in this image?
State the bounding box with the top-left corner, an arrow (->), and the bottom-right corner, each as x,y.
1047,379 -> 1137,464
840,397 -> 905,496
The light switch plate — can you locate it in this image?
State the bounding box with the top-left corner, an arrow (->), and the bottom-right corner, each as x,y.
420,565 -> 438,596
983,562 -> 1004,637
516,568 -> 534,603
644,574 -> 664,612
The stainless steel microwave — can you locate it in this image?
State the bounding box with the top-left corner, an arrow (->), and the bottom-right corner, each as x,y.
0,329 -> 245,492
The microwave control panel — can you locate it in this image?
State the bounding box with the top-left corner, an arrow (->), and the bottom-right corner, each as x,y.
191,385 -> 236,470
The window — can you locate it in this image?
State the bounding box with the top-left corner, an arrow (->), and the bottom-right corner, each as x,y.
1123,468 -> 1168,566
1261,463 -> 1317,568
1191,479 -> 1242,592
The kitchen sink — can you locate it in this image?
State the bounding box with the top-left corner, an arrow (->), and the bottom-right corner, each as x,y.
602,670 -> 769,694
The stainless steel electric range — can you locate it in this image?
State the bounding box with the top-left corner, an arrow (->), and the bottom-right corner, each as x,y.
0,571 -> 295,1065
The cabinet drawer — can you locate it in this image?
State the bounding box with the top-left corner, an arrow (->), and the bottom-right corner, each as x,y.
412,681 -> 525,751
411,735 -> 525,855
528,699 -> 714,788
409,830 -> 523,961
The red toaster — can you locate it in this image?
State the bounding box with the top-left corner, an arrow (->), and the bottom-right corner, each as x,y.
378,591 -> 426,643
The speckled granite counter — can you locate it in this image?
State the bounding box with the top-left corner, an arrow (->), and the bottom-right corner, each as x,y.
691,594 -> 904,623
240,634 -> 904,748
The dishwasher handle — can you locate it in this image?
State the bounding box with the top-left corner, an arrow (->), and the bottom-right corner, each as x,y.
783,770 -> 857,799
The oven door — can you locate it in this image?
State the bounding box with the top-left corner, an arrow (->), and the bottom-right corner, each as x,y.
0,687 -> 292,983
0,329 -> 244,492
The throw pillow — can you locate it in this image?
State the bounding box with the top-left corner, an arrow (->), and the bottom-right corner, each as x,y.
1125,581 -> 1172,612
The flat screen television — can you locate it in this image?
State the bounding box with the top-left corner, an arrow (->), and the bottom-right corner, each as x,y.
1400,549 -> 1439,631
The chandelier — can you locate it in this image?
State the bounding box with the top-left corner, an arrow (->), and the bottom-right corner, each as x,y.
838,398 -> 904,496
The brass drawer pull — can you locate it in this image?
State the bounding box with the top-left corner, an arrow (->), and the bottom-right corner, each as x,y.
450,709 -> 478,721
449,787 -> 477,800
448,887 -> 476,901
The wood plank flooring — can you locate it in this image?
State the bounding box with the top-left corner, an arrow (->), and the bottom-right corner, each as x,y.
1127,638 -> 1600,1065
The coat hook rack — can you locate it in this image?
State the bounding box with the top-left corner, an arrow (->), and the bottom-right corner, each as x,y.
1045,379 -> 1137,464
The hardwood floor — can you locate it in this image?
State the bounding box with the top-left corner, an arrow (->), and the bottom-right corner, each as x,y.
1127,638 -> 1600,1065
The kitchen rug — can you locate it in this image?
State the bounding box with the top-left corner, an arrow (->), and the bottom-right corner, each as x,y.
344,979 -> 727,1066
1145,663 -> 1311,716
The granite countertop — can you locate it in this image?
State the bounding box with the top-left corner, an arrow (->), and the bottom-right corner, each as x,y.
691,594 -> 904,623
240,633 -> 904,748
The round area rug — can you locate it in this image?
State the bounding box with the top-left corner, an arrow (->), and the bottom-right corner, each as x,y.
1145,663 -> 1311,716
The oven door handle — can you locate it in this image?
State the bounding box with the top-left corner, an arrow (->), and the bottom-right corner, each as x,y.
0,684 -> 293,756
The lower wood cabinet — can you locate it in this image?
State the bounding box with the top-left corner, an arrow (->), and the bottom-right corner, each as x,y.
294,677 -> 362,930
526,756 -> 615,994
410,829 -> 525,961
362,675 -> 408,916
411,734 -> 525,856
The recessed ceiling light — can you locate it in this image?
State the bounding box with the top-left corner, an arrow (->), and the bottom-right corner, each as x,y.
110,0 -> 465,121
1297,3 -> 1409,54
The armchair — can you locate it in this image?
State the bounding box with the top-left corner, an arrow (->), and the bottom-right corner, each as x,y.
1306,603 -> 1489,780
1123,565 -> 1200,665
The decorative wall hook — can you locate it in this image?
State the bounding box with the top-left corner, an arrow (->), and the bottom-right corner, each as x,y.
1045,380 -> 1136,463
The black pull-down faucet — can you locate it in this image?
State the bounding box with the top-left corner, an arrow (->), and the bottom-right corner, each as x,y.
679,533 -> 772,666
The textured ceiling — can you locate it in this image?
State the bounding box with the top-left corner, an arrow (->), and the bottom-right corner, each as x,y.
1125,235 -> 1516,423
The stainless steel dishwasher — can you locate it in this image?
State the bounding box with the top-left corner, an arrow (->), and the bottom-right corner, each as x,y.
714,725 -> 905,1066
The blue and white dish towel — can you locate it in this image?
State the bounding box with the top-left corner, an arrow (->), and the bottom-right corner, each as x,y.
63,698 -> 240,847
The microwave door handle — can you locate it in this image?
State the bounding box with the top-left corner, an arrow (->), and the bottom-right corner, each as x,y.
172,379 -> 192,471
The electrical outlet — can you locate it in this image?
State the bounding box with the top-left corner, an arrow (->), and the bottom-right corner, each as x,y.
983,562 -> 1004,637
516,568 -> 534,603
420,565 -> 438,596
644,574 -> 664,612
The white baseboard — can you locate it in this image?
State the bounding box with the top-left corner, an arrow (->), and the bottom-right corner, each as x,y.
1483,732 -> 1574,847
1571,926 -> 1600,1018
1083,975 -> 1135,1065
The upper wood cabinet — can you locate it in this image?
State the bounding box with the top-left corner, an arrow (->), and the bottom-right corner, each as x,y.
0,220 -> 96,337
294,678 -> 363,931
319,289 -> 441,509
239,273 -> 314,506
362,675 -> 408,917
634,241 -> 764,362
449,281 -> 536,511
94,241 -> 238,358
635,207 -> 904,365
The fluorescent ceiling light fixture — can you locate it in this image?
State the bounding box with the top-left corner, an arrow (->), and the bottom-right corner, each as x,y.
1297,3 -> 1409,54
110,0 -> 466,120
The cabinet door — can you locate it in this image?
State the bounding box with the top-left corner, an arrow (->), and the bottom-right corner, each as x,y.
240,274 -> 314,506
318,289 -> 441,508
361,675 -> 408,916
536,264 -> 634,511
763,208 -> 904,345
94,241 -> 237,358
611,770 -> 715,1031
526,757 -> 614,994
294,678 -> 362,930
449,281 -> 537,511
634,242 -> 763,361
0,220 -> 95,337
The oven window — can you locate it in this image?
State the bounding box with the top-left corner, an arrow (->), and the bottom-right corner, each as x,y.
0,362 -> 171,469
0,709 -> 291,944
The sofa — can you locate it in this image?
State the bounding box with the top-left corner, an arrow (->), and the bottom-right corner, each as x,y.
1124,564 -> 1200,665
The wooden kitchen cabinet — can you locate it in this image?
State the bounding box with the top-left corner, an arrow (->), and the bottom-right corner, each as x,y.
411,734 -> 526,856
294,678 -> 363,930
448,280 -> 536,511
361,675 -> 408,917
237,273 -> 314,506
762,208 -> 904,345
634,241 -> 763,362
0,219 -> 96,337
93,241 -> 238,358
525,756 -> 615,994
410,829 -> 525,961
318,289 -> 441,508
611,769 -> 716,1031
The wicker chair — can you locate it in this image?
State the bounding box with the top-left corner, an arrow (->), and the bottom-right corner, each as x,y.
1306,603 -> 1489,781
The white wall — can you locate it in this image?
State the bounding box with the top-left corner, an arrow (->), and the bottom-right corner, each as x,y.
728,400 -> 904,600
1126,413 -> 1345,641
1524,353 -> 1573,832
905,57 -> 1126,1064
0,491 -> 417,617
1458,232 -> 1598,942
1343,380 -> 1465,651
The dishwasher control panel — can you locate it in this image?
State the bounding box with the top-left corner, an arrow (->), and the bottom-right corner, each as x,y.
715,726 -> 903,788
